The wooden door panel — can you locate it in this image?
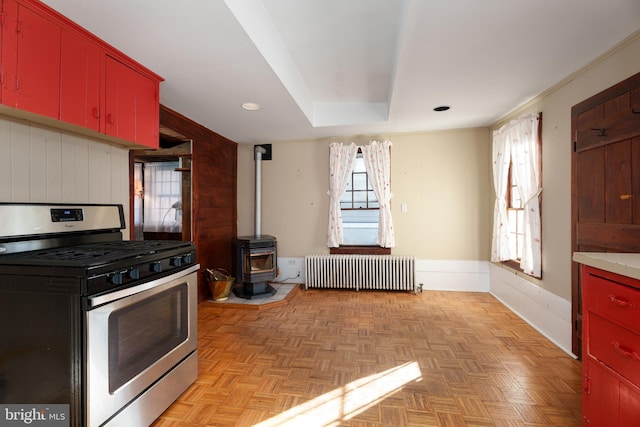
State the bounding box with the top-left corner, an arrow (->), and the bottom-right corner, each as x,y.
631,87 -> 640,114
634,137 -> 640,224
576,104 -> 605,152
577,146 -> 605,222
576,223 -> 640,252
605,92 -> 630,119
605,140 -> 632,223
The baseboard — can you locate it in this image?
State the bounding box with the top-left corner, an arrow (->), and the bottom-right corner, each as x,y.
416,259 -> 490,292
489,263 -> 575,357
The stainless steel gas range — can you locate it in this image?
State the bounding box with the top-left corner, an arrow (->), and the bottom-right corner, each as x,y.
0,203 -> 199,426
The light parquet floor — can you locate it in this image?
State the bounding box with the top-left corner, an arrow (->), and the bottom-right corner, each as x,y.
152,288 -> 581,427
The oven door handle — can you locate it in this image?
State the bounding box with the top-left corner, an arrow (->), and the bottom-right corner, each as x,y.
88,264 -> 200,308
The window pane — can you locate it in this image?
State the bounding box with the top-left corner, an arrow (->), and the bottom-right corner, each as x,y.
353,173 -> 367,190
342,209 -> 379,245
353,156 -> 366,173
340,191 -> 352,204
507,210 -> 517,234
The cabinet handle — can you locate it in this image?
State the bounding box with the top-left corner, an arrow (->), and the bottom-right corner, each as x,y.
92,108 -> 100,119
632,108 -> 640,114
608,294 -> 635,308
590,127 -> 606,137
612,342 -> 640,361
107,113 -> 115,125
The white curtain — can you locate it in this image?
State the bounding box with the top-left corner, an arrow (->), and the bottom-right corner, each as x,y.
511,114 -> 542,277
327,142 -> 358,247
361,140 -> 395,248
491,126 -> 512,262
491,114 -> 542,278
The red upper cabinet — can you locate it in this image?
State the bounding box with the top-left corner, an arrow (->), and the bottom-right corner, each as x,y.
105,56 -> 136,143
2,0 -> 61,119
134,71 -> 159,149
104,55 -> 159,148
60,28 -> 102,131
0,0 -> 163,148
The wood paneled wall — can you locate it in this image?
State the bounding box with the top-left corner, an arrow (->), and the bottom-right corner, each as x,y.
0,115 -> 130,231
159,105 -> 238,302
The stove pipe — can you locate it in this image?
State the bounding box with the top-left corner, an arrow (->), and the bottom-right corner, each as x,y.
254,146 -> 267,238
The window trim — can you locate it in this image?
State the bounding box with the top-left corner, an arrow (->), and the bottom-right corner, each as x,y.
330,246 -> 391,255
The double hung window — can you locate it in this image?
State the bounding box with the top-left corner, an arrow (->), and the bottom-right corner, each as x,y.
340,152 -> 380,245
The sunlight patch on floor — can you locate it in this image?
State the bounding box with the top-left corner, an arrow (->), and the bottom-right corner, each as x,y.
253,361 -> 422,427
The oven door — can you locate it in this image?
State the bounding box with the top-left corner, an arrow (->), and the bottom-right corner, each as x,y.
86,265 -> 198,427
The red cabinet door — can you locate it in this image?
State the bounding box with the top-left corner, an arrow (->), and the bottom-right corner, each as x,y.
60,28 -> 102,131
135,72 -> 159,148
4,1 -> 61,118
621,380 -> 640,426
584,360 -> 620,426
105,56 -> 135,142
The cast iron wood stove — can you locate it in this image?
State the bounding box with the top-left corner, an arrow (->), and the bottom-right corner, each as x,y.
233,234 -> 277,299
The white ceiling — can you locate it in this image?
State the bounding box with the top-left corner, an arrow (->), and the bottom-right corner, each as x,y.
42,0 -> 640,144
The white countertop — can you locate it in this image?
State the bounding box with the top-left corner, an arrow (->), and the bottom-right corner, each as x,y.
573,252 -> 640,281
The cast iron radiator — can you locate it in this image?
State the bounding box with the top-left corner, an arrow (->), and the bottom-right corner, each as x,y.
304,255 -> 415,291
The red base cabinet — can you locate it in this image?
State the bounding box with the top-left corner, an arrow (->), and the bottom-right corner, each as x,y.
0,0 -> 161,148
582,265 -> 640,426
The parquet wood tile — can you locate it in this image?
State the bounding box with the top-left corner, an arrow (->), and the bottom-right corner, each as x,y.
152,289 -> 581,427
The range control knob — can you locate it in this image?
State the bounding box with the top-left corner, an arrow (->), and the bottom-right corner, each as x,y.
128,267 -> 140,280
150,261 -> 162,273
108,272 -> 123,285
182,253 -> 192,265
170,256 -> 182,267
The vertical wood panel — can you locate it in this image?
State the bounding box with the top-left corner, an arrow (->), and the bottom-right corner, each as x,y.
60,134 -> 77,202
11,122 -> 30,201
633,137 -> 640,224
576,147 -> 605,222
0,120 -> 12,200
72,136 -> 90,202
45,130 -> 62,203
29,126 -> 48,201
605,140 -> 632,223
88,143 -> 110,203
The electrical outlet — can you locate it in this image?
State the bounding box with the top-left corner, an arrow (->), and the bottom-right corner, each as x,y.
296,271 -> 301,277
287,259 -> 297,265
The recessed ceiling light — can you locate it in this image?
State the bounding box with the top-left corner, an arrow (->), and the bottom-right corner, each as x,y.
242,102 -> 261,111
434,106 -> 450,112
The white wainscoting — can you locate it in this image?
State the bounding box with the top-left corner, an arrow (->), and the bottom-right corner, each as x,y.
489,263 -> 574,357
416,259 -> 490,292
0,115 -> 131,236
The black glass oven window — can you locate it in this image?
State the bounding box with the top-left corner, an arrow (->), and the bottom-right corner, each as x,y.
108,285 -> 188,393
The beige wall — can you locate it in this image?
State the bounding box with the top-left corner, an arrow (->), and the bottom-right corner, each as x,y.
239,31 -> 640,303
237,128 -> 492,260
